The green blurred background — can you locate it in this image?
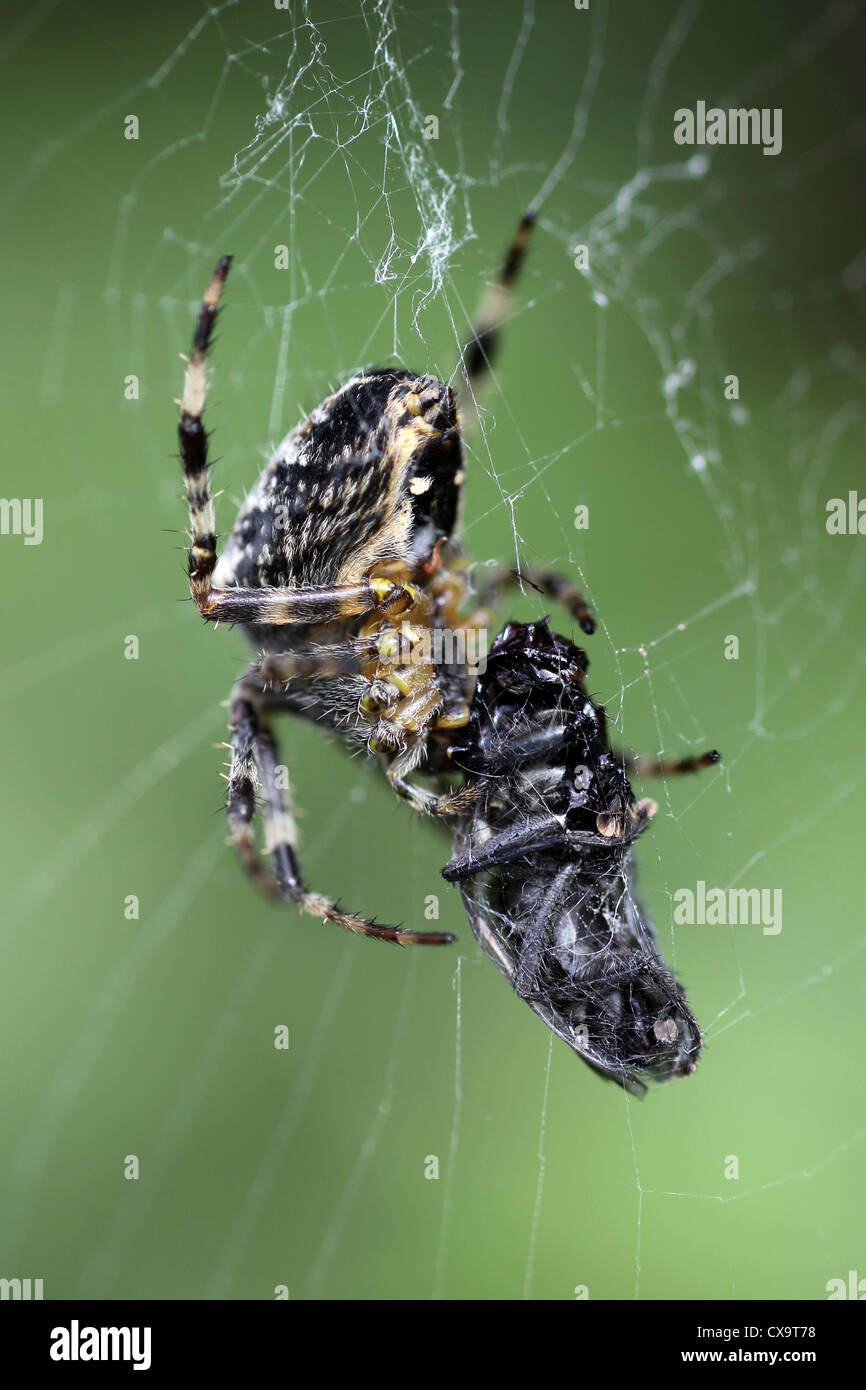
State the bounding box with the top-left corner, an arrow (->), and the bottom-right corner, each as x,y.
1,0 -> 864,1300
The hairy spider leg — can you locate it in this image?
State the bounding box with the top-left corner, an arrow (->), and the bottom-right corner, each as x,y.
385,758 -> 480,819
618,749 -> 720,778
226,691 -> 455,945
254,641 -> 374,687
461,210 -> 537,393
454,215 -> 597,639
470,562 -> 595,637
177,257 -> 418,627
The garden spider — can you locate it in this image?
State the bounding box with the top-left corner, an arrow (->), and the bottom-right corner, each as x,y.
177,214 -> 594,945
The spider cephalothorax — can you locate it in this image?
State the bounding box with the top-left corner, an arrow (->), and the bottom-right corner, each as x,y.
441,620 -> 718,1093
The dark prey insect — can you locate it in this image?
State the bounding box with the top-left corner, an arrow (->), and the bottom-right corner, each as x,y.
441,619 -> 719,1094
176,215 -> 596,945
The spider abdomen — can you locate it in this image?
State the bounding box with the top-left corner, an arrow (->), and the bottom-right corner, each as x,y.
213,368 -> 462,600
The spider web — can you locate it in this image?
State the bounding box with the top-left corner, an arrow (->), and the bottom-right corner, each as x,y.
1,0 -> 865,1301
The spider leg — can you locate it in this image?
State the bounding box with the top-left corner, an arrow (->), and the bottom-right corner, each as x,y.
226,691 -> 455,945
616,749 -> 720,778
252,640 -> 373,687
177,257 -> 420,628
198,577 -> 421,627
368,678 -> 477,818
461,211 -> 536,395
471,562 -> 595,636
178,255 -> 231,610
369,681 -> 444,754
386,763 -> 481,818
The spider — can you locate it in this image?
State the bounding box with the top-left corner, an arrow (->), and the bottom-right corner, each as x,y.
176,214 -> 595,945
440,619 -> 719,1093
